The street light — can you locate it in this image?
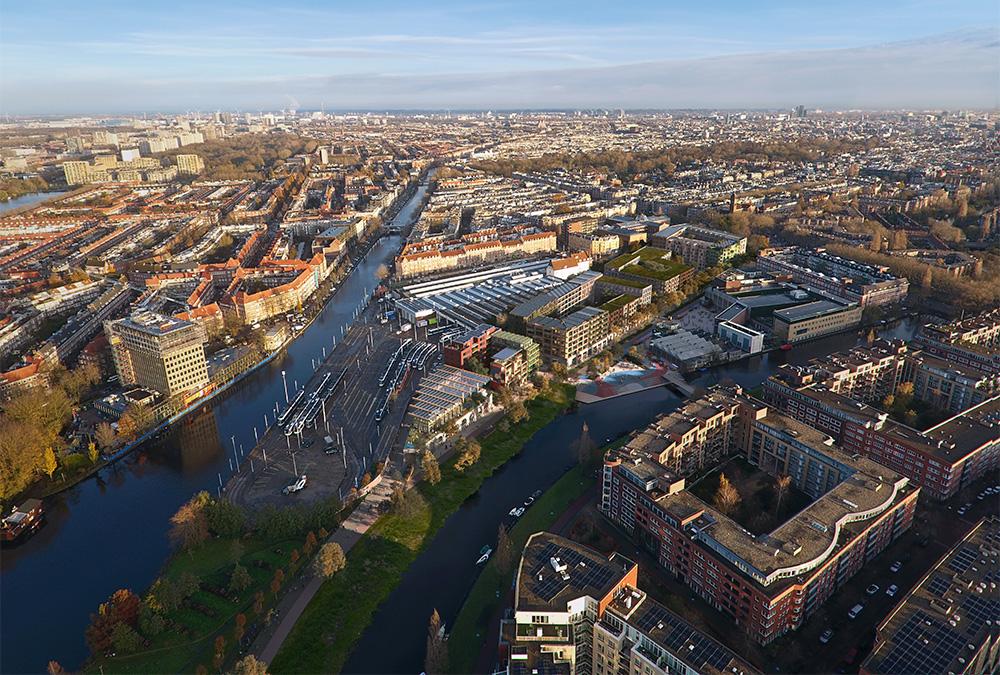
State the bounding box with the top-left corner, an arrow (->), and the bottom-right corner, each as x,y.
281,370 -> 289,404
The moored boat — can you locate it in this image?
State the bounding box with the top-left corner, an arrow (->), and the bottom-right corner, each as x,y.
1,498 -> 44,543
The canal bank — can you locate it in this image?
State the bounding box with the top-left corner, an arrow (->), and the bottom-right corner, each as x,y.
0,179 -> 433,675
338,317 -> 920,674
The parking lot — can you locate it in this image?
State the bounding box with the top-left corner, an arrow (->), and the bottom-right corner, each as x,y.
226,298 -> 438,510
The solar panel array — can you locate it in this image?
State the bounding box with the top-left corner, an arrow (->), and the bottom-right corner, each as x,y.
875,611 -> 966,675
926,573 -> 951,598
527,542 -> 618,603
947,544 -> 978,574
633,603 -> 735,671
962,595 -> 1000,635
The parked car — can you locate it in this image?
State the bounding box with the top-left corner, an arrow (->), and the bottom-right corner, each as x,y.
848,604 -> 864,619
887,584 -> 899,597
819,629 -> 834,644
890,560 -> 903,573
866,584 -> 880,595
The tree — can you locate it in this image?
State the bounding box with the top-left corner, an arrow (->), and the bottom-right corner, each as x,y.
313,542 -> 346,579
138,602 -> 165,637
882,394 -> 895,409
213,635 -> 227,669
454,439 -> 481,472
576,422 -> 597,469
95,422 -> 117,450
42,447 -> 58,479
425,608 -> 449,674
422,450 -> 441,485
713,473 -> 741,515
904,409 -> 919,427
205,498 -> 247,538
232,654 -> 270,675
464,356 -> 488,375
390,484 -> 406,513
87,441 -> 100,464
229,564 -> 252,595
774,475 -> 792,517
508,400 -> 528,423
85,589 -> 141,656
375,264 -> 389,280
110,623 -> 143,655
920,267 -> 933,292
47,662 -> 65,674
169,491 -> 211,553
495,525 -> 514,574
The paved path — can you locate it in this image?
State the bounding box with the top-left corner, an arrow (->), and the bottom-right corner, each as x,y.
251,475 -> 400,665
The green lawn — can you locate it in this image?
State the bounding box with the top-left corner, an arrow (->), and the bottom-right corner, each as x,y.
88,536 -> 307,674
270,384 -> 575,674
447,464 -> 593,672
605,246 -> 690,281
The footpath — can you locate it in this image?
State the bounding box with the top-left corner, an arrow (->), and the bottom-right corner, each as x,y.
250,475 -> 400,664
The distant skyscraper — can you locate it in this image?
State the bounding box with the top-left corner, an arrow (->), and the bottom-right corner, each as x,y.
794,105 -> 807,118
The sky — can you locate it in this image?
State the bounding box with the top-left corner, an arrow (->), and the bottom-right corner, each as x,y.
0,0 -> 997,114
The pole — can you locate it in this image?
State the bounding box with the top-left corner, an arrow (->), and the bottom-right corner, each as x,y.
281,370 -> 289,404
254,426 -> 258,444
218,472 -> 223,487
239,443 -> 244,459
250,459 -> 254,473
292,452 -> 298,476
231,435 -> 237,465
322,346 -> 327,359
263,446 -> 268,463
228,457 -> 233,472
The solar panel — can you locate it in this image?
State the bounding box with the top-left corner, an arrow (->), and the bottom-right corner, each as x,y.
633,603 -> 735,670
927,574 -> 951,598
947,545 -> 977,574
527,543 -> 621,602
961,595 -> 999,634
875,611 -> 967,675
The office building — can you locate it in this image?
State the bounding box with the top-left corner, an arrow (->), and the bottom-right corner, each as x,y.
526,306 -> 610,367
104,311 -> 209,399
757,248 -> 909,307
772,299 -> 863,344
441,323 -> 498,368
501,531 -> 758,675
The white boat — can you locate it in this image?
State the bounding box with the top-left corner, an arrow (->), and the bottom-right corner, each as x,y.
476,545 -> 492,565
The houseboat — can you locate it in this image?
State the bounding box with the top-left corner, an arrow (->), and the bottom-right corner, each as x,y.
1,499 -> 44,543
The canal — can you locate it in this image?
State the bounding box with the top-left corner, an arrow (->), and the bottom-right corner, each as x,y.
342,318 -> 920,674
0,191 -> 68,214
0,180 -> 431,674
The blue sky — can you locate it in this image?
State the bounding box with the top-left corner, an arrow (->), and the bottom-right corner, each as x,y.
1,0 -> 997,113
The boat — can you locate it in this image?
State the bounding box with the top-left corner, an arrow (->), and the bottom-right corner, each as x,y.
1,499 -> 44,543
476,545 -> 492,565
780,343 -> 793,351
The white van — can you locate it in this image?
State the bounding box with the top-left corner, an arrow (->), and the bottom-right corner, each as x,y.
848,604 -> 864,619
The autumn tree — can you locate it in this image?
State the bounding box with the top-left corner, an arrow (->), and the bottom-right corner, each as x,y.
85,589 -> 141,656
169,491 -> 211,553
42,447 -> 58,479
47,661 -> 65,675
713,473 -> 741,516
774,475 -> 792,517
87,441 -> 100,464
454,439 -> 481,472
313,542 -> 346,579
94,422 -> 117,450
232,654 -> 270,675
422,450 -> 441,485
425,608 -> 449,674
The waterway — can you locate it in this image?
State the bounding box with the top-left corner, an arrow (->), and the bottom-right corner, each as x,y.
343,318 -> 920,674
0,181 -> 431,674
0,191 -> 68,214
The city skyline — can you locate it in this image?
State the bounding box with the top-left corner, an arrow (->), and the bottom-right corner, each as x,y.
1,0 -> 997,114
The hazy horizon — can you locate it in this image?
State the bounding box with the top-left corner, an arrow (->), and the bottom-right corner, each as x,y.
1,0 -> 997,114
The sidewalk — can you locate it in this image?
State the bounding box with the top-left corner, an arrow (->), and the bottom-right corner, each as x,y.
251,475 -> 400,665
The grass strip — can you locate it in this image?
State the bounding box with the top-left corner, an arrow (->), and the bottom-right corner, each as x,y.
269,385 -> 574,674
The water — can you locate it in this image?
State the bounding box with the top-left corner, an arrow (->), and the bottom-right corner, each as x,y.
0,191 -> 67,214
0,181 -> 430,675
343,318 -> 920,674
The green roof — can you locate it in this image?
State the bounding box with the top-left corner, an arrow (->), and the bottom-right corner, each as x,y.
605,246 -> 690,281
596,274 -> 650,289
600,294 -> 634,312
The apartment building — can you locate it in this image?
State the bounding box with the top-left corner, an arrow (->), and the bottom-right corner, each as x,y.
567,231 -> 621,260
861,517 -> 1000,675
601,388 -> 919,645
441,323 -> 498,368
757,248 -> 909,307
764,371 -> 1000,500
914,309 -> 1000,375
396,228 -> 556,278
491,330 -> 540,373
649,223 -> 747,269
176,154 -> 205,175
502,532 -> 757,675
104,311 -> 209,400
603,247 -> 694,294
509,271 -> 601,329
526,306 -> 611,367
